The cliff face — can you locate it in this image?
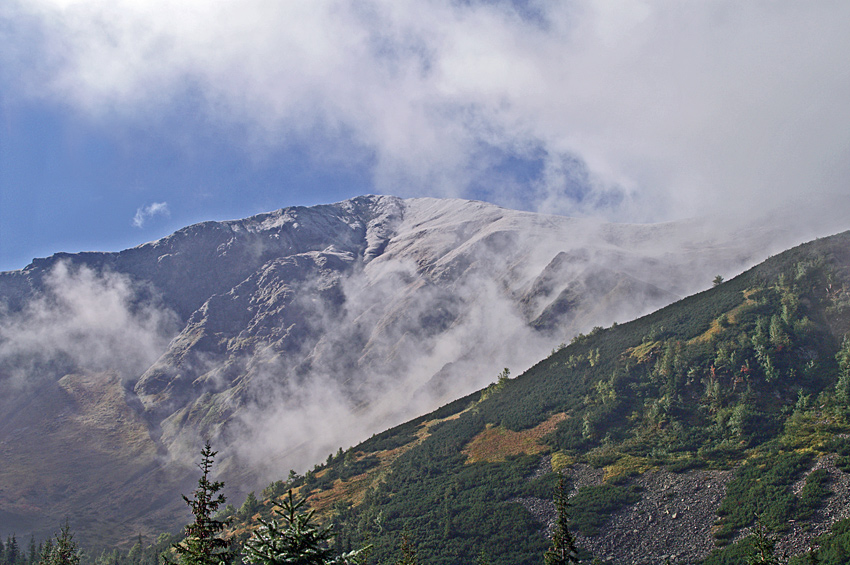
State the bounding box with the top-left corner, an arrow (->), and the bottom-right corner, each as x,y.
0,195 -> 782,545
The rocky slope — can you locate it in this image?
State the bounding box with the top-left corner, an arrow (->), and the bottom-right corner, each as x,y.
0,195 -> 793,546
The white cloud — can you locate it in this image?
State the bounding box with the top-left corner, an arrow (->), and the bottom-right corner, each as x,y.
0,262 -> 178,389
3,1 -> 850,224
132,201 -> 169,228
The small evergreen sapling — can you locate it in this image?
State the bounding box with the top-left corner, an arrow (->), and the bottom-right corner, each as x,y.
746,516 -> 780,565
395,529 -> 416,565
243,490 -> 368,565
544,474 -> 580,565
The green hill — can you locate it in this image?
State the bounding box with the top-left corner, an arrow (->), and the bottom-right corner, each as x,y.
231,230 -> 850,564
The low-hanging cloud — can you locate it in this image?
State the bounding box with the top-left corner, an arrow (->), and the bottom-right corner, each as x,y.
132,201 -> 170,228
222,208 -> 770,478
229,259 -> 558,478
3,1 -> 849,226
0,262 -> 178,389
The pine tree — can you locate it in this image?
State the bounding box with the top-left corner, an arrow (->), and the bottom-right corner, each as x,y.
747,517 -> 780,565
37,541 -> 52,565
7,535 -> 20,565
38,522 -> 81,565
238,492 -> 260,520
27,537 -> 37,565
243,489 -> 367,565
544,474 -> 580,565
173,442 -> 233,565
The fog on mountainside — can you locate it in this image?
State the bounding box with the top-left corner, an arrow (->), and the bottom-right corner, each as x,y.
0,195 -> 843,544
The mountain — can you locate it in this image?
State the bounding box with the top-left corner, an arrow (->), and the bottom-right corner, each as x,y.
241,229 -> 850,565
0,195 -> 794,547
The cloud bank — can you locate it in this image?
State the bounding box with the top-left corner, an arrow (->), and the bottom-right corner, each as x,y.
0,262 -> 178,389
3,1 -> 848,224
230,259 -> 559,478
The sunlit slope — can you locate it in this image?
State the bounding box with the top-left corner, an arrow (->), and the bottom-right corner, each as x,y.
240,230 -> 850,565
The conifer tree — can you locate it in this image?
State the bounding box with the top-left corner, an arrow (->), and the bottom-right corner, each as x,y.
544,474 -> 580,565
7,535 -> 20,565
38,541 -> 52,565
747,517 -> 779,565
27,537 -> 37,565
38,522 -> 81,565
238,492 -> 261,520
173,442 -> 233,565
243,489 -> 367,565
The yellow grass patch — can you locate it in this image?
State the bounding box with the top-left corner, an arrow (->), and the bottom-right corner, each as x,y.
462,412 -> 567,464
551,451 -> 575,471
602,454 -> 654,481
304,406 -> 475,518
626,341 -> 661,363
689,289 -> 757,345
306,470 -> 374,514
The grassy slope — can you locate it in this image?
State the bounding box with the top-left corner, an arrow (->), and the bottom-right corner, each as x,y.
0,373 -> 192,549
232,231 -> 850,564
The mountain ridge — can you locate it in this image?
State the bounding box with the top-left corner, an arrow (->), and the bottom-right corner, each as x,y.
0,195 -> 813,547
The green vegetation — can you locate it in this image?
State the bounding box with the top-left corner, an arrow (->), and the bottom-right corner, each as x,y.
567,483 -> 641,537
704,518 -> 781,565
293,231 -> 850,563
38,523 -> 82,565
714,451 -> 812,541
794,517 -> 850,564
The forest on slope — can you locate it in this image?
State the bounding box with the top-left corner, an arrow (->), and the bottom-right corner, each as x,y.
217,229 -> 850,564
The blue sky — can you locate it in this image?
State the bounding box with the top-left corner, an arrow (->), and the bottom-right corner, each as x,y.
2,1 -> 849,272
1,94 -> 374,270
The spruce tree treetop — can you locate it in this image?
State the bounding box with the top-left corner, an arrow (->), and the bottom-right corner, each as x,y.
243,489 -> 368,565
38,521 -> 81,565
173,442 -> 233,565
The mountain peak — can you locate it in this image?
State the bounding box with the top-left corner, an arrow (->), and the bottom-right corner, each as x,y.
0,195 -> 829,546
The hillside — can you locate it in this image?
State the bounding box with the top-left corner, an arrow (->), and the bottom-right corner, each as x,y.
231,230 -> 850,565
0,196 -> 786,547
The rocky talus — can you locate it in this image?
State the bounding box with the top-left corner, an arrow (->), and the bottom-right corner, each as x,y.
516,456 -> 850,564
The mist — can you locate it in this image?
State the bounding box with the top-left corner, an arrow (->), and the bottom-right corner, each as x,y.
0,262 -> 178,390
206,199 -> 789,480
1,1 -> 849,544
230,262 -> 554,478
0,197 -> 835,488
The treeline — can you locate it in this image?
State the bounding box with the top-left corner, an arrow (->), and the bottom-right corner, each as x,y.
0,530 -> 177,565
13,419 -> 850,565
1,534 -> 41,565
0,523 -> 92,565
